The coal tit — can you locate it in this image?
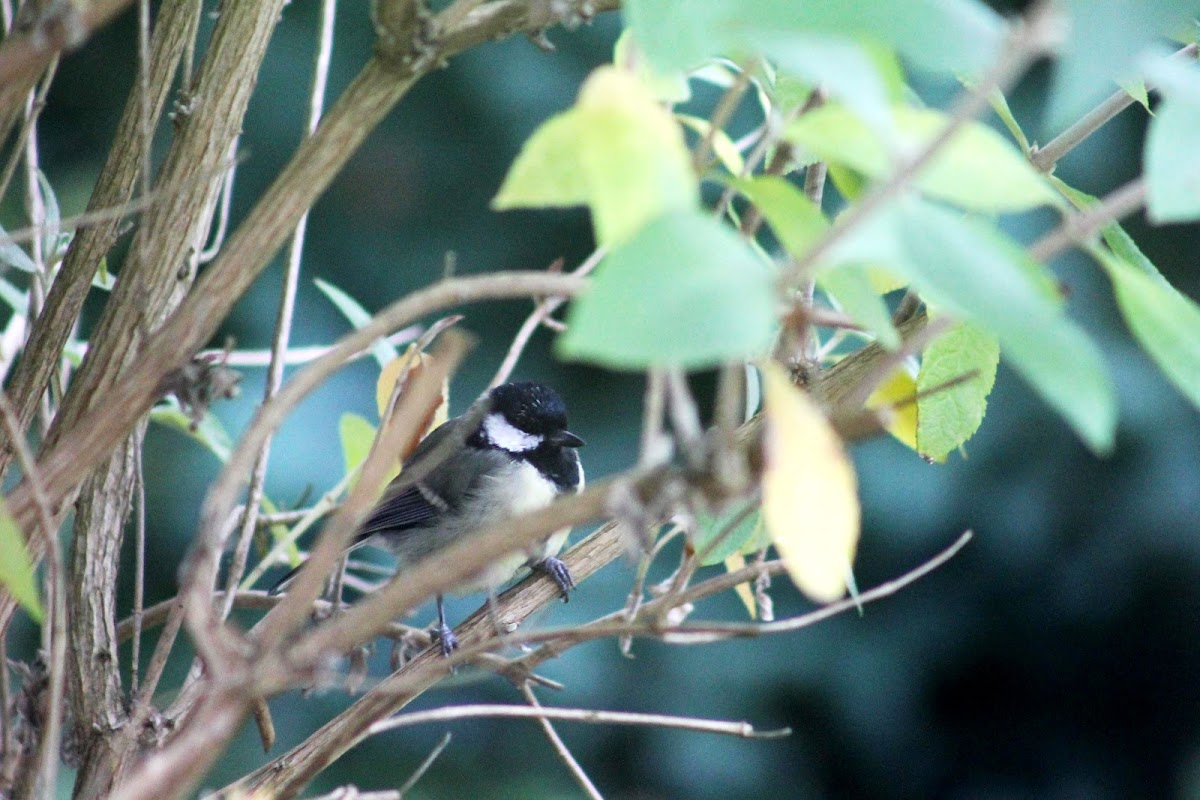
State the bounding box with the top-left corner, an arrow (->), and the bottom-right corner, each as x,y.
273,381 -> 585,655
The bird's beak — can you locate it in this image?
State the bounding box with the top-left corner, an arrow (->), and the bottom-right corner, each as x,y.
552,430 -> 585,448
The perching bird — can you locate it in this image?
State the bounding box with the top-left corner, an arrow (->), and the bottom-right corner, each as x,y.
272,381 -> 585,655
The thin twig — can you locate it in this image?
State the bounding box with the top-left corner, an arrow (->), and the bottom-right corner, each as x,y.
1029,42 -> 1198,172
782,3 -> 1060,286
490,249 -> 605,388
221,0 -> 338,622
664,367 -> 703,462
1028,177 -> 1146,261
396,732 -> 451,798
130,434 -> 146,692
0,391 -> 64,800
521,682 -> 604,800
370,703 -> 790,740
0,149 -> 246,250
0,56 -> 56,205
692,61 -> 754,174
839,316 -> 955,411
136,0 -> 151,270
20,60 -> 58,440
493,531 -> 975,669
198,327 -> 422,368
638,368 -> 668,468
196,139 -> 238,264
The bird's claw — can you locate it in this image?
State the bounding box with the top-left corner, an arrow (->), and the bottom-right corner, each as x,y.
430,624 -> 458,657
534,557 -> 575,602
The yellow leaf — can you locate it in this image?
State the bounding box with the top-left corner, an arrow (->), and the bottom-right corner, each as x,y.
375,346 -> 450,476
760,363 -> 861,603
676,113 -> 745,175
492,66 -> 696,245
724,552 -> 757,619
865,367 -> 919,451
866,265 -> 907,295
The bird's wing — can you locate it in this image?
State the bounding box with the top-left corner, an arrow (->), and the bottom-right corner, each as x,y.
353,417 -> 463,538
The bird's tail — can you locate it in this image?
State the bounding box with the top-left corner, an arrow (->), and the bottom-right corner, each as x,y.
267,561 -> 305,596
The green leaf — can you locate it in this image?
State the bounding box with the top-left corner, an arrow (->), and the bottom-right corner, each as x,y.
91,261 -> 116,292
614,30 -> 691,102
559,211 -> 775,369
0,498 -> 44,622
493,66 -> 696,245
787,105 -> 1058,212
623,0 -> 1005,77
898,204 -> 1115,453
149,401 -> 234,462
819,264 -> 900,349
729,175 -> 828,256
985,87 -> 1031,152
0,223 -> 36,274
916,321 -> 1000,461
1050,0 -> 1200,129
1119,78 -> 1151,110
35,170 -> 60,259
1092,248 -> 1200,412
313,278 -> 398,368
1141,54 -> 1200,223
694,504 -> 766,566
756,34 -> 902,134
831,199 -> 1116,452
339,412 -> 377,477
1144,99 -> 1200,223
0,276 -> 27,312
1051,177 -> 1169,285
677,114 -> 744,175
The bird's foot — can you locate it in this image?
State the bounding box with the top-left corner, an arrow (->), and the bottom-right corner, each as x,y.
533,556 -> 575,602
430,623 -> 459,657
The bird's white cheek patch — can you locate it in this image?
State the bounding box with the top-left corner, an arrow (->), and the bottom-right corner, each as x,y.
483,413 -> 542,452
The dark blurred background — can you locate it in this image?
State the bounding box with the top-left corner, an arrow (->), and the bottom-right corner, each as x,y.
9,1 -> 1200,797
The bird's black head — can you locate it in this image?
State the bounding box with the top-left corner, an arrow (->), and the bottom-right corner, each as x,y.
472,381 -> 585,456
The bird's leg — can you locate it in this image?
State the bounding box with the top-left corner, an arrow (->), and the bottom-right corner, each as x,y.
430,594 -> 459,657
532,557 -> 574,602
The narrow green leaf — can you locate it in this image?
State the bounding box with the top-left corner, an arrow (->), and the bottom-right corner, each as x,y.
916,321 -> 1000,461
1142,53 -> 1200,222
985,87 -> 1031,152
339,412 -> 377,478
0,498 -> 44,622
756,34 -> 901,134
614,30 -> 691,103
677,114 -> 744,175
819,264 -> 900,349
896,203 -> 1115,453
831,199 -> 1116,452
313,278 -> 398,368
787,105 -> 1058,212
1144,100 -> 1200,223
0,276 -> 27,312
559,211 -> 775,369
1051,177 -> 1169,285
694,504 -> 766,566
1093,248 -> 1200,411
149,401 -> 234,462
1119,78 -> 1151,110
730,175 -> 828,256
1050,0 -> 1200,129
35,170 -> 60,259
493,66 -> 696,245
0,223 -> 37,274
623,0 -> 1005,77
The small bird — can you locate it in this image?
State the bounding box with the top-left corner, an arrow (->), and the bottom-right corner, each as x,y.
272,381 -> 585,656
